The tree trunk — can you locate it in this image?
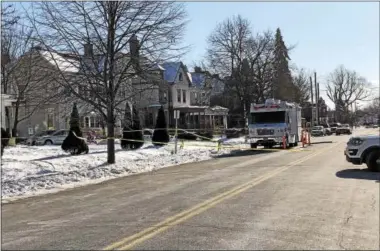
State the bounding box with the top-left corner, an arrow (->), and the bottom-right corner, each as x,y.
106,109 -> 115,164
5,107 -> 11,135
12,105 -> 20,137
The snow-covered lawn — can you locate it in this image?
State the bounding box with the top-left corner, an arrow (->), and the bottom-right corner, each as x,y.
1,137 -> 248,202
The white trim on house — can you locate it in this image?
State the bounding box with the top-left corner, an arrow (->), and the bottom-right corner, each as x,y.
1,94 -> 16,129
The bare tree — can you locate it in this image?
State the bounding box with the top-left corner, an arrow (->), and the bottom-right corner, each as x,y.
26,1 -> 188,163
245,30 -> 275,103
326,65 -> 371,122
1,19 -> 61,136
1,4 -> 20,30
206,15 -> 257,125
206,15 -> 251,77
291,67 -> 311,106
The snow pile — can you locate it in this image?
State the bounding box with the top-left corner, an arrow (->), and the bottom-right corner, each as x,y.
1,141 -> 235,202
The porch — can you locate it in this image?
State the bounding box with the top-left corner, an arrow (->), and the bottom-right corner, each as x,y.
171,105 -> 229,131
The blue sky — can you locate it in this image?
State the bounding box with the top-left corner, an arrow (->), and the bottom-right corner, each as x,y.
9,1 -> 379,108
182,2 -> 379,108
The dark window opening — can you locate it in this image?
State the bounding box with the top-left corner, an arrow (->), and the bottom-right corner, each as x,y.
251,111 -> 285,124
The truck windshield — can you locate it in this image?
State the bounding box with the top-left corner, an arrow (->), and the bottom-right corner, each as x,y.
251,111 -> 285,124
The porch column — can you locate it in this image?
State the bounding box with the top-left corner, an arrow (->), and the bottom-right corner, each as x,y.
223,115 -> 228,129
203,111 -> 206,129
197,112 -> 201,129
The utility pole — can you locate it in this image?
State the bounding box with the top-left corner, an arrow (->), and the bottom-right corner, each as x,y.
317,81 -> 320,123
314,72 -> 319,125
310,76 -> 314,127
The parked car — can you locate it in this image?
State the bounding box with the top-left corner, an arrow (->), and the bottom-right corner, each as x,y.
35,129 -> 69,145
373,124 -> 379,128
311,126 -> 325,136
321,124 -> 332,135
330,123 -> 341,134
26,130 -> 56,145
345,135 -> 380,172
336,124 -> 352,135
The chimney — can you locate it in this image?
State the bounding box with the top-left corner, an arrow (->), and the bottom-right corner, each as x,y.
84,43 -> 93,57
129,34 -> 140,60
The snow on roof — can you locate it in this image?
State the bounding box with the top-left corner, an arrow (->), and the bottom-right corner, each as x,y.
210,105 -> 228,111
40,51 -> 80,73
187,72 -> 192,83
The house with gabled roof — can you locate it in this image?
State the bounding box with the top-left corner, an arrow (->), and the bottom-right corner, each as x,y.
160,62 -> 229,131
5,36 -> 167,138
6,35 -> 229,139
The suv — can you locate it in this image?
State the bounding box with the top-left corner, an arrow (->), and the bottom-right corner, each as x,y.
336,124 -> 352,135
330,123 -> 341,134
35,130 -> 69,145
321,124 -> 332,135
311,126 -> 325,136
26,130 -> 56,146
345,135 -> 380,172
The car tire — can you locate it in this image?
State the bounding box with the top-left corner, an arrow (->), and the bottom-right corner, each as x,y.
366,150 -> 380,172
250,143 -> 257,149
44,140 -> 53,145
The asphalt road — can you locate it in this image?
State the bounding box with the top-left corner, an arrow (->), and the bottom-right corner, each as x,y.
2,128 -> 379,250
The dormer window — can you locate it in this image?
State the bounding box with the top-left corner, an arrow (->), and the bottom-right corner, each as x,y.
178,72 -> 183,81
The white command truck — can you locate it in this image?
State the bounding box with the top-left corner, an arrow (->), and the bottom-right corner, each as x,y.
248,99 -> 302,149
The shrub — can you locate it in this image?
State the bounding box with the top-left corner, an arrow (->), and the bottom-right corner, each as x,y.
131,106 -> 144,149
121,102 -> 134,150
1,128 -> 10,157
152,106 -> 169,146
121,103 -> 144,150
61,103 -> 89,155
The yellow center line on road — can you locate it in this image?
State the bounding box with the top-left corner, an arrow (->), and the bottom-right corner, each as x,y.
103,142 -> 341,250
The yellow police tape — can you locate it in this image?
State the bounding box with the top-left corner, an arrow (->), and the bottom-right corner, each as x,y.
2,127 -> 312,153
107,137 -> 311,152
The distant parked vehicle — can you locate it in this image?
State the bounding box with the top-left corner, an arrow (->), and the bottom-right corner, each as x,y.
26,130 -> 56,146
336,124 -> 352,135
330,123 -> 341,134
35,130 -> 69,145
311,126 -> 325,137
321,124 -> 332,135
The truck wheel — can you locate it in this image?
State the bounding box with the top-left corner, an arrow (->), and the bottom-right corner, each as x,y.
250,143 -> 257,149
366,150 -> 380,172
